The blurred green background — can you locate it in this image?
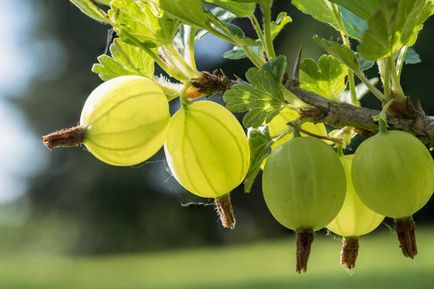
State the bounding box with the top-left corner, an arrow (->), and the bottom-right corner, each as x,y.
0,0 -> 433,288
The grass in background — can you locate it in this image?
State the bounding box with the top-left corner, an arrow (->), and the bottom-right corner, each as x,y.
0,228 -> 433,289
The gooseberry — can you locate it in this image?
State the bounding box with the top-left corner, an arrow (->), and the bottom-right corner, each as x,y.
164,101 -> 250,228
80,76 -> 170,166
262,135 -> 346,272
43,76 -> 170,166
327,154 -> 384,269
352,122 -> 434,258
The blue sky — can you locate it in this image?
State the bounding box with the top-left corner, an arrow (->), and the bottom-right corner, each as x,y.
0,0 -> 47,203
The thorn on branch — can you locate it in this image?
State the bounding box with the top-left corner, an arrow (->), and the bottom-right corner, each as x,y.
292,45 -> 303,84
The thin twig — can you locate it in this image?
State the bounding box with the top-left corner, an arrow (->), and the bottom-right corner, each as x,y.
287,122 -> 343,144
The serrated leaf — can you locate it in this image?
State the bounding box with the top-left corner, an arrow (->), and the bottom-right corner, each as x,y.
313,35 -> 360,71
204,0 -> 256,17
223,56 -> 287,128
244,128 -> 272,193
300,55 -> 348,100
292,0 -> 342,31
151,0 -> 210,29
339,6 -> 368,40
271,12 -> 292,40
405,47 -> 421,64
69,0 -> 109,23
92,38 -> 154,81
109,0 -> 179,47
358,0 -> 434,60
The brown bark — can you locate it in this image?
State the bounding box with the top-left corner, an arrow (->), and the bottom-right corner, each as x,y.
285,80 -> 434,144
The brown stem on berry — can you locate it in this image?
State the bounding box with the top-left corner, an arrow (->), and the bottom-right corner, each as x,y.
42,126 -> 86,149
296,230 -> 314,273
340,237 -> 359,269
395,216 -> 417,258
214,194 -> 236,230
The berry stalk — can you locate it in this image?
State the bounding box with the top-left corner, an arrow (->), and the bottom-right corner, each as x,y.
214,194 -> 236,230
42,126 -> 85,149
340,237 -> 359,270
296,230 -> 314,273
395,216 -> 417,258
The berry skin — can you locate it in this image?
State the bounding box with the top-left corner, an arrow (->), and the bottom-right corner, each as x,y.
351,126 -> 434,258
80,76 -> 170,166
351,130 -> 433,219
164,101 -> 250,199
262,135 -> 346,272
327,155 -> 384,238
262,136 -> 346,231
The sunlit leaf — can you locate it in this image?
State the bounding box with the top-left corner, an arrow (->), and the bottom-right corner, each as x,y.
223,56 -> 287,127
109,0 -> 179,47
313,36 -> 360,71
69,0 -> 109,23
300,55 -> 348,100
92,38 -> 155,81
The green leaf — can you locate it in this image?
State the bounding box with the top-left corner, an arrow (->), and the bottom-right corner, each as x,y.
204,0 -> 256,17
244,128 -> 272,193
194,7 -> 237,40
223,22 -> 245,38
339,6 -> 368,40
358,0 -> 433,60
94,0 -> 110,5
405,47 -> 421,64
300,55 -> 348,100
223,46 -> 261,60
151,0 -> 210,29
271,12 -> 292,40
292,0 -> 342,31
356,53 -> 375,71
92,38 -> 155,81
109,0 -> 179,47
357,3 -> 400,60
69,0 -> 109,23
394,0 -> 434,47
223,56 -> 287,128
329,0 -> 397,20
313,35 -> 360,71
